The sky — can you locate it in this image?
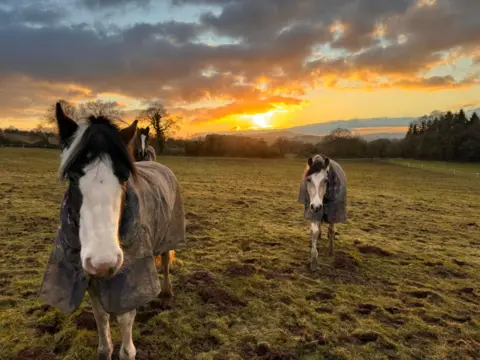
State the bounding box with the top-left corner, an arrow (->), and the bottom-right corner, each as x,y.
0,0 -> 479,137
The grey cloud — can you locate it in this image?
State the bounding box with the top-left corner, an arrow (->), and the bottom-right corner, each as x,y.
0,3 -> 64,26
0,0 -> 479,115
78,0 -> 151,9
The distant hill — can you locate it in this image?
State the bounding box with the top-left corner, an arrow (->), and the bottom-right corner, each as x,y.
288,117 -> 414,135
199,117 -> 413,143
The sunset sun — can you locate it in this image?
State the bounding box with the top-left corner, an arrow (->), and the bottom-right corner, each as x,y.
243,110 -> 277,130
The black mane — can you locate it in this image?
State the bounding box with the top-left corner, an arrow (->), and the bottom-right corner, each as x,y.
60,115 -> 136,183
306,156 -> 329,177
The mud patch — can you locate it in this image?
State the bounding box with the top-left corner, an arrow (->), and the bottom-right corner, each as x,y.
383,306 -> 402,315
356,303 -> 378,315
179,270 -> 216,291
13,347 -> 55,360
137,298 -> 172,323
226,264 -> 257,277
26,304 -> 52,316
442,314 -> 471,323
280,296 -> 292,305
433,265 -> 468,279
190,334 -> 221,353
315,307 -> 333,314
404,290 -> 443,303
306,290 -> 336,301
404,330 -> 438,346
198,286 -> 247,311
333,251 -> 359,272
457,287 -> 475,295
73,309 -> 97,330
240,341 -> 299,360
452,259 -> 470,267
357,245 -> 392,257
419,312 -> 443,325
35,321 -> 61,335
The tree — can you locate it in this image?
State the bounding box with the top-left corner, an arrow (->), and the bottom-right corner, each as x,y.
77,100 -> 124,120
136,102 -> 180,154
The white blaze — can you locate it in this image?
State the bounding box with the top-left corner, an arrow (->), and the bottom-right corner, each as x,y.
309,171 -> 327,208
78,157 -> 123,272
140,134 -> 146,153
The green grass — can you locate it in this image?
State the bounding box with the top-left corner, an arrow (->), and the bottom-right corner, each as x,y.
1,149 -> 479,360
389,159 -> 480,178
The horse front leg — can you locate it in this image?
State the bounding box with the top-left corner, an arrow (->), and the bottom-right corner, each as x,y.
328,223 -> 335,256
310,221 -> 321,271
89,290 -> 113,360
117,309 -> 137,360
159,251 -> 173,298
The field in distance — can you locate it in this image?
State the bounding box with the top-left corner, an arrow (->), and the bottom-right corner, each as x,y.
0,149 -> 479,360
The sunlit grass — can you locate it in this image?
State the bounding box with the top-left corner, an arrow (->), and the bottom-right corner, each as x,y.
0,149 -> 479,360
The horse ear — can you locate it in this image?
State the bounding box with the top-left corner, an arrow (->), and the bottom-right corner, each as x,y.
307,157 -> 313,167
145,126 -> 150,133
324,157 -> 330,170
56,102 -> 78,147
120,120 -> 138,145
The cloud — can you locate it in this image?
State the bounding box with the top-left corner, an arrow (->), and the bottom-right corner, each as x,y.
78,0 -> 151,10
0,3 -> 64,26
0,0 -> 479,129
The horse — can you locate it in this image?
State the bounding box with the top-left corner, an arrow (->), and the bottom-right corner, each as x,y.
132,126 -> 156,161
39,103 -> 185,359
298,154 -> 347,271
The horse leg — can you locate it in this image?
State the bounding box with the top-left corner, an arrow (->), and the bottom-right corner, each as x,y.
310,221 -> 321,271
328,223 -> 335,256
117,309 -> 137,360
89,290 -> 113,360
159,251 -> 173,298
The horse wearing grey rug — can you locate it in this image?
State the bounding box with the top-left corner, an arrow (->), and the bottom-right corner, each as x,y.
132,126 -> 156,161
298,154 -> 347,270
39,104 -> 185,359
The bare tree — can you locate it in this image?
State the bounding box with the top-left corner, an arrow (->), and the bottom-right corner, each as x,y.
45,99 -> 77,125
136,102 -> 180,154
77,100 -> 125,120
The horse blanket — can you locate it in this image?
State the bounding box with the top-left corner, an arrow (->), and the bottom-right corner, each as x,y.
39,162 -> 186,314
297,159 -> 347,223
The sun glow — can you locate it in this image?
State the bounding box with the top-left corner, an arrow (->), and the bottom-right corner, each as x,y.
241,110 -> 278,129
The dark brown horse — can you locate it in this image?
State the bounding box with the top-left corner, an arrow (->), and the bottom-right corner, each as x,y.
132,126 -> 156,161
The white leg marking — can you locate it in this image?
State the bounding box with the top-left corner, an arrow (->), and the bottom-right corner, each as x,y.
117,310 -> 136,360
89,290 -> 113,360
311,221 -> 321,271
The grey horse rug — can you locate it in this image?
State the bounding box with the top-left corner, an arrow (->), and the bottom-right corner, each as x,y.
39,162 -> 186,314
297,158 -> 347,223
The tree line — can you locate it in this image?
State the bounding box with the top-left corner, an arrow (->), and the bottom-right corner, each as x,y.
180,109 -> 479,161
3,105 -> 479,162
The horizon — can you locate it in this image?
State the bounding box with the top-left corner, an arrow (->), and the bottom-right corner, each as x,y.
0,0 -> 479,137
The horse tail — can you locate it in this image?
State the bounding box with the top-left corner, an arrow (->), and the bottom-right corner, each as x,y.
154,250 -> 176,266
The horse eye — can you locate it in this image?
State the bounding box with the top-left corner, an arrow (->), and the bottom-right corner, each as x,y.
307,178 -> 311,182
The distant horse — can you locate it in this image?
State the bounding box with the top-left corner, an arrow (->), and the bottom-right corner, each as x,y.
298,154 -> 347,270
133,126 -> 156,161
39,104 -> 185,359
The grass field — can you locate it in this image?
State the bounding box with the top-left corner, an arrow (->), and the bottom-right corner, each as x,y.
1,149 -> 479,360
388,159 -> 480,178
